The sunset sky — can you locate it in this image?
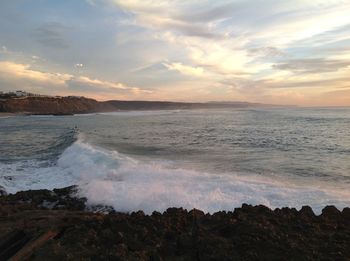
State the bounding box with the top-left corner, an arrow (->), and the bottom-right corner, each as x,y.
0,0 -> 350,106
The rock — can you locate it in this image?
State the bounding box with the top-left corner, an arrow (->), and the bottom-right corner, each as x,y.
188,208 -> 205,218
131,210 -> 145,217
115,243 -> 128,257
342,207 -> 350,218
299,205 -> 315,217
321,205 -> 341,218
0,188 -> 350,260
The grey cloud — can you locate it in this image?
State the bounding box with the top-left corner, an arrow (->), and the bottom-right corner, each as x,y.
220,76 -> 350,91
220,78 -> 259,91
33,22 -> 70,49
175,2 -> 236,23
118,3 -> 226,39
248,47 -> 286,58
273,58 -> 350,74
260,77 -> 350,89
156,19 -> 224,39
132,62 -> 169,73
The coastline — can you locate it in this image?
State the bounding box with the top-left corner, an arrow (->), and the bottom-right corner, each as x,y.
0,112 -> 17,117
0,186 -> 349,260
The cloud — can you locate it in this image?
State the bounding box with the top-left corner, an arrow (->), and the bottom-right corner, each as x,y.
111,0 -> 227,39
0,61 -> 151,98
72,76 -> 127,90
293,23 -> 350,48
1,45 -> 8,53
273,58 -> 350,74
67,76 -> 153,98
259,77 -> 350,89
33,22 -> 70,49
2,0 -> 350,105
0,61 -> 72,86
248,47 -> 286,58
163,62 -> 204,77
174,2 -> 236,23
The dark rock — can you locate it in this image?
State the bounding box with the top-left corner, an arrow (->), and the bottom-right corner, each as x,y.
131,210 -> 145,217
299,205 -> 315,217
152,211 -> 162,217
342,207 -> 350,218
321,205 -> 341,218
0,187 -> 349,260
188,208 -> 205,218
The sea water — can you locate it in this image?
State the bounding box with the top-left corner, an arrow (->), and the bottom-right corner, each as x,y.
0,108 -> 349,214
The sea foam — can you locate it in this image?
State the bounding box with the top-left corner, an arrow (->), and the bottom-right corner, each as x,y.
1,136 -> 350,214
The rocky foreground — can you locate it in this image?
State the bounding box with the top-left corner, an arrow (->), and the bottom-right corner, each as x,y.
1,187 -> 350,260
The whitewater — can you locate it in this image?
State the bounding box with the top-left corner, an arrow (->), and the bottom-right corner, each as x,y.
1,108 -> 350,214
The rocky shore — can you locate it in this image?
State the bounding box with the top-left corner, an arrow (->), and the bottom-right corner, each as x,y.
1,186 -> 350,260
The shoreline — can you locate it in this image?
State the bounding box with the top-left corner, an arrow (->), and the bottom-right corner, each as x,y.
1,186 -> 350,259
0,112 -> 17,117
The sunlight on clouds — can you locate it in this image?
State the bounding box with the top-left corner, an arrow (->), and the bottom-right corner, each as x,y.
0,61 -> 151,99
163,62 -> 204,77
73,76 -> 153,94
76,76 -> 127,90
0,61 -> 72,85
108,0 -> 350,105
1,0 -> 350,105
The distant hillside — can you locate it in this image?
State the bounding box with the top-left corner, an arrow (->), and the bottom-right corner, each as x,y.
0,96 -> 113,115
0,95 -> 280,115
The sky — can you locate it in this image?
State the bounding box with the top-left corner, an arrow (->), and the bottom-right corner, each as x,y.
0,0 -> 350,106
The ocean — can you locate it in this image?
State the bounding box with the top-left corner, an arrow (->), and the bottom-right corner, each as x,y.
0,108 -> 349,214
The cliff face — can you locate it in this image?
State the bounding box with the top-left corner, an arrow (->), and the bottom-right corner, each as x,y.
0,96 -> 114,114
0,96 -> 278,115
0,97 -> 205,114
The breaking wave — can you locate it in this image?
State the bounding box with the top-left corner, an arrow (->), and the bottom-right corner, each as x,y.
1,135 -> 350,214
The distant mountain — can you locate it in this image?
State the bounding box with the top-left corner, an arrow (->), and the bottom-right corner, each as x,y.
0,95 -> 284,115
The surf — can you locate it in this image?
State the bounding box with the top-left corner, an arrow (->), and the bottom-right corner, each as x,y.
1,133 -> 350,214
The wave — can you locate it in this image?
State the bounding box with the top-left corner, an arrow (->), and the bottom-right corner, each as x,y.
1,135 -> 350,214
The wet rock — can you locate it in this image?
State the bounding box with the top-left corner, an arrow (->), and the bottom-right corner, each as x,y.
0,188 -> 350,260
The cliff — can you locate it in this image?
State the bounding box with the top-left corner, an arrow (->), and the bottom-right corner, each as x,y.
0,95 -> 279,115
0,186 -> 349,260
0,96 -> 114,115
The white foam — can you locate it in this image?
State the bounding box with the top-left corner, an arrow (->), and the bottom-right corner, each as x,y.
1,138 -> 349,214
